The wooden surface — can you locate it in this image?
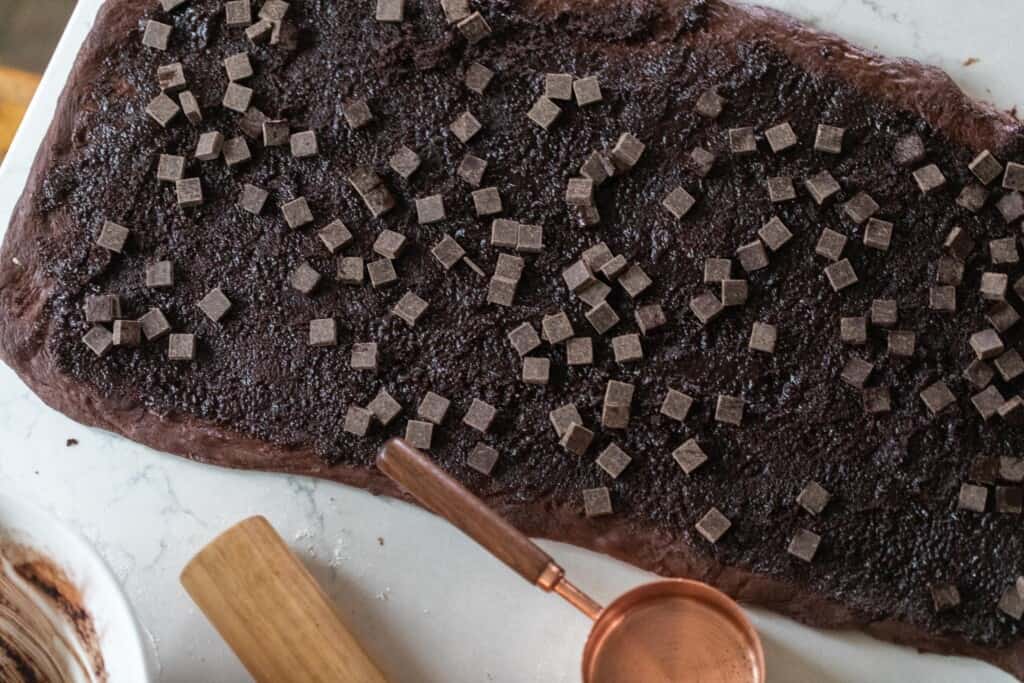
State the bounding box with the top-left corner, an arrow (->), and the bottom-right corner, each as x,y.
377,439 -> 557,587
0,66 -> 38,159
180,516 -> 389,683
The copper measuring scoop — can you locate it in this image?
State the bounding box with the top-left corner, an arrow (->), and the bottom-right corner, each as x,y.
377,438 -> 766,683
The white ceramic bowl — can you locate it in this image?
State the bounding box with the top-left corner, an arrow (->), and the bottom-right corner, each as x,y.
0,493 -> 153,681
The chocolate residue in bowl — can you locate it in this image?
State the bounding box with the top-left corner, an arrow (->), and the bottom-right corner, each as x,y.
0,542 -> 106,683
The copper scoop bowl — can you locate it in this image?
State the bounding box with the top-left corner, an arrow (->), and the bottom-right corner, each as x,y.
377,438 -> 766,683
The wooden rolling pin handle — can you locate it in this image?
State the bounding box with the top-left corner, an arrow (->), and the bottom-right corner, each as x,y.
377,438 -> 560,589
181,516 -> 388,683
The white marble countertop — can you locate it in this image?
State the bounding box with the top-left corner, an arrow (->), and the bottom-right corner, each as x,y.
0,1 -> 1020,681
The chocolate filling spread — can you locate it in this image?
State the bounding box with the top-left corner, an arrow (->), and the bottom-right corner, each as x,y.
20,0 -> 1024,651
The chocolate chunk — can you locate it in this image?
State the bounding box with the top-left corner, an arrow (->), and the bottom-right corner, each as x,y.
930,584 -> 961,613
998,586 -> 1024,621
393,292 -> 429,326
573,76 -> 603,106
703,258 -> 731,283
604,380 -> 634,408
893,134 -> 925,167
507,322 -> 542,357
289,261 -> 321,295
376,0 -> 405,22
814,124 -> 844,154
139,308 -> 171,341
797,481 -> 831,516
971,328 -> 1005,360
580,152 -> 615,186
467,443 -> 499,476
82,326 -> 113,357
414,194 -> 447,224
195,131 -> 224,162
863,386 -> 891,415
582,487 -> 612,517
373,230 -> 407,260
596,444 -> 631,479
389,146 -> 420,179
96,221 -> 130,253
516,224 -> 544,254
450,110 -> 482,143
238,107 -> 268,139
843,192 -> 879,224
663,187 -> 696,219
157,154 -> 185,183
930,285 -> 956,312
338,257 -> 365,285
245,19 -> 274,44
527,97 -> 561,130
998,192 -> 1024,224
418,392 -> 450,425
168,333 -> 196,361
180,91 -> 202,124
958,483 -> 987,512
463,398 -> 496,433
815,228 -> 847,261
464,62 -> 494,94
405,420 -> 433,449
888,330 -> 916,358
343,406 -> 373,436
981,272 -> 1009,301
562,260 -> 595,293
549,404 -> 583,437
957,183 -> 990,213
863,218 -> 894,251
715,395 -> 744,426
805,170 -> 841,205
484,222 -> 516,252
343,99 -> 374,130
635,304 -> 666,335
749,322 -> 777,354
458,154 -> 488,187
943,226 -> 974,260
610,133 -> 645,171
259,0 -> 289,20
542,311 -> 574,344
689,147 -> 716,177
988,302 -> 1020,333
198,288 -> 232,322
694,88 -> 724,119
368,389 -> 402,425
971,385 -> 1005,420
765,122 -> 797,153
431,235 -> 466,271
920,381 -> 955,416
964,359 -> 995,390
612,333 -> 643,363
225,0 -> 252,26
736,240 -> 768,272
870,299 -> 898,327
146,93 -> 180,127
224,53 -> 253,82
935,255 -> 965,286
990,237 -> 1019,265
143,20 -> 172,50
1005,162 -> 1024,191
262,120 -> 290,147
146,261 -> 174,289
161,0 -> 190,10
661,389 -> 693,422
113,320 -> 142,348
290,130 -> 318,158
494,254 -> 524,282
913,164 -> 946,194
1002,457 -> 1024,483
279,197 -> 311,228
576,280 -> 610,308
758,217 -> 793,251
456,11 -> 491,44
472,187 -> 503,216
728,127 -> 756,155
720,280 -> 748,308
840,317 -> 867,345
543,73 -> 573,101
222,136 -> 251,166
824,259 -> 858,292
565,178 -> 594,206
618,265 -> 652,299
222,83 -> 253,113
314,220 -> 351,254
157,63 -> 186,92
85,294 -> 119,323
566,337 -> 593,366
972,456 -> 1001,484
522,357 -> 550,385
996,350 -> 1024,382
690,292 -> 723,325
367,258 -> 398,288
600,255 -> 628,279
350,342 -> 378,371
767,176 -> 796,203
235,183 -> 268,215
999,397 -> 1024,425
787,529 -> 821,562
695,507 -> 731,543
673,439 -> 707,475
586,301 -> 620,335
997,486 -> 1023,514
969,150 -> 1004,186
840,357 -> 873,389
440,0 -> 470,23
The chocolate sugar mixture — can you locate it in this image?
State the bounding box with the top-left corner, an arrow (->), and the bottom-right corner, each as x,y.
3,0 -> 1024,675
